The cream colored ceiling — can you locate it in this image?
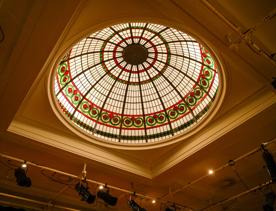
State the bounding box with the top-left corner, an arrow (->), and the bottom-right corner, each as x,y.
1,0 -> 276,210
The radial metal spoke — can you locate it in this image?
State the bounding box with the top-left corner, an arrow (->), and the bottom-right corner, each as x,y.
146,39 -> 197,49
145,60 -> 197,122
110,26 -> 129,46
87,37 -> 124,48
137,66 -> 148,142
118,66 -> 133,142
66,50 -> 117,62
92,63 -> 129,133
142,64 -> 174,136
129,23 -> 134,44
138,23 -> 148,44
70,60 -> 125,118
151,51 -> 217,72
143,27 -> 169,46
147,55 -> 214,101
56,56 -> 122,95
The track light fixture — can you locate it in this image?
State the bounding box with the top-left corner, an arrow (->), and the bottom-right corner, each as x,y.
263,191 -> 275,211
261,144 -> 276,183
14,164 -> 31,187
208,169 -> 214,175
97,185 -> 118,206
165,206 -> 176,211
164,203 -> 177,211
75,163 -> 96,204
98,184 -> 104,190
128,195 -> 146,211
75,180 -> 95,204
271,77 -> 276,89
21,161 -> 27,169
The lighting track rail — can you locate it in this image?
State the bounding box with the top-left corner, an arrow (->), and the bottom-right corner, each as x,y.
160,138 -> 276,200
1,137 -> 275,210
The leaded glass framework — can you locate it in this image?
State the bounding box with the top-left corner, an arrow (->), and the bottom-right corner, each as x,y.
51,22 -> 221,146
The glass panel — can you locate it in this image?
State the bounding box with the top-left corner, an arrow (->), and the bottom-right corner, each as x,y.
52,22 -> 221,145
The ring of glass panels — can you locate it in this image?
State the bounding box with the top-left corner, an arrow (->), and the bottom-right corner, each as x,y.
52,22 -> 220,145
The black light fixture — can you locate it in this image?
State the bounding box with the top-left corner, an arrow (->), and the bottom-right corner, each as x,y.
75,163 -> 96,204
263,191 -> 275,211
165,207 -> 176,211
261,144 -> 276,183
165,203 -> 177,211
97,186 -> 117,206
75,180 -> 95,204
272,77 -> 276,90
14,164 -> 31,187
128,198 -> 146,211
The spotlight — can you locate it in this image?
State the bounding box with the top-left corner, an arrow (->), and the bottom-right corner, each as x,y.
261,144 -> 276,183
263,191 -> 275,211
14,167 -> 31,187
165,206 -> 176,211
151,199 -> 156,204
208,169 -> 214,175
97,187 -> 117,206
99,184 -> 104,190
75,181 -> 95,204
128,199 -> 146,211
21,162 -> 27,169
272,77 -> 276,89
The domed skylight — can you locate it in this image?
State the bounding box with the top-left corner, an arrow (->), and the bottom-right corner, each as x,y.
51,22 -> 221,147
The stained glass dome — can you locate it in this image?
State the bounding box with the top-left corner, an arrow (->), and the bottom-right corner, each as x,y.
50,22 -> 221,147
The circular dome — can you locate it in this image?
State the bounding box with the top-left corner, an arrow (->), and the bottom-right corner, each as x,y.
50,22 -> 222,147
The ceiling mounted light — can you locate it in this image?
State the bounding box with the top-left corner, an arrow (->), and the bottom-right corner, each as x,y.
272,77 -> 276,89
21,161 -> 27,169
49,22 -> 224,149
14,166 -> 31,187
261,144 -> 276,183
165,206 -> 176,211
97,186 -> 117,206
75,180 -> 95,204
128,197 -> 146,211
75,163 -> 96,204
263,191 -> 275,211
208,169 -> 214,175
